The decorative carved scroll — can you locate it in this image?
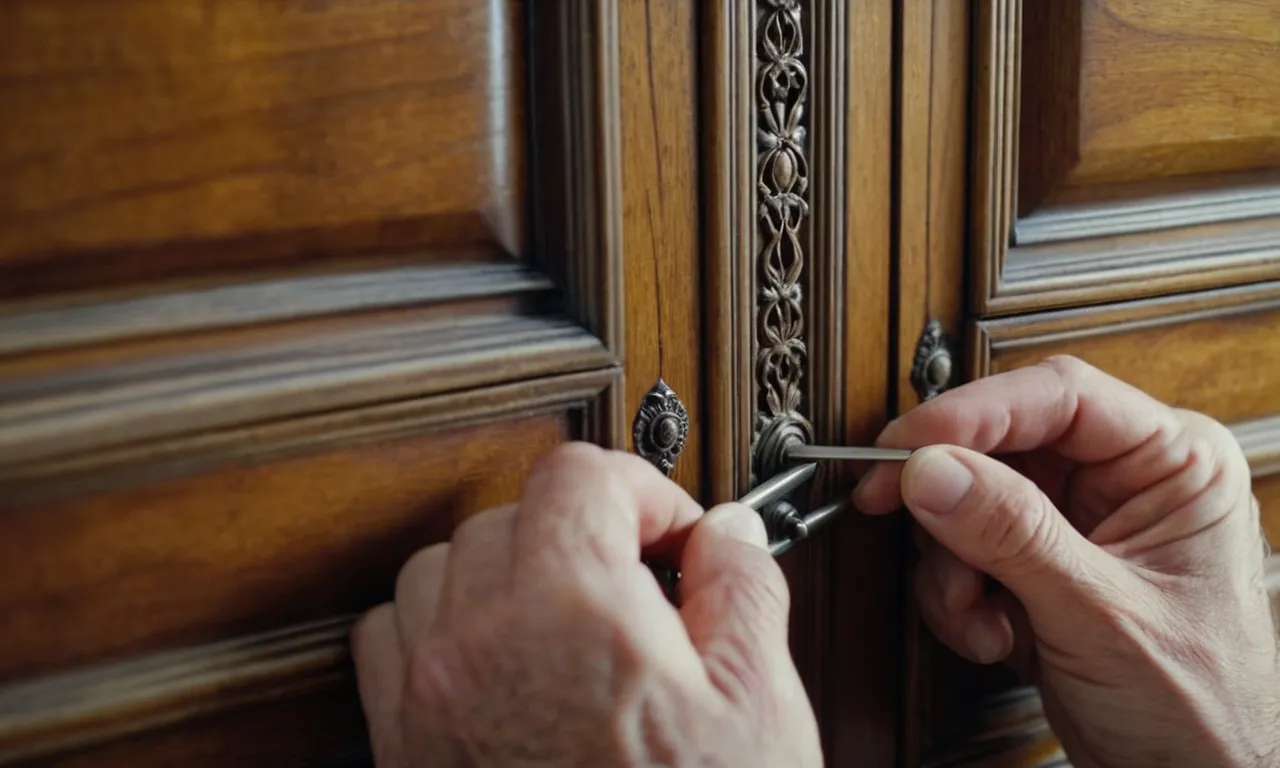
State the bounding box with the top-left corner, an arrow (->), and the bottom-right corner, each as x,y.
752,0 -> 813,481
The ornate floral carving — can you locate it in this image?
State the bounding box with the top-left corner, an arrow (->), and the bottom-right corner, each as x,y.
632,379 -> 689,476
753,0 -> 812,481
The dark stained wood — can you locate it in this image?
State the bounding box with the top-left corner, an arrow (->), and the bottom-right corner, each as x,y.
31,679 -> 371,768
0,0 -> 527,296
971,0 -> 1280,316
617,0 -> 701,496
0,617 -> 353,764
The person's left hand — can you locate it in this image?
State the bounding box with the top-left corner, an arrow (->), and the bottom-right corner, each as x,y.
351,442 -> 822,767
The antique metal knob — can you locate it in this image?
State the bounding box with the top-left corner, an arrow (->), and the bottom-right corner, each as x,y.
632,379 -> 689,476
911,320 -> 955,402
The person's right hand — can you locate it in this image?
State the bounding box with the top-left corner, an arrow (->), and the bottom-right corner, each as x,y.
854,355 -> 1280,767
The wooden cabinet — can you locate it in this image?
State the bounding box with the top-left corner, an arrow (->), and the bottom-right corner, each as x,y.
1,0 -> 1276,765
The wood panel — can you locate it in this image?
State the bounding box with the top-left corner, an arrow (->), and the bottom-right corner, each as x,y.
0,409 -> 578,681
617,0 -> 701,495
972,0 -> 1280,315
0,0 -> 526,296
702,1 -> 897,764
1019,0 -> 1280,210
975,280 -> 1280,547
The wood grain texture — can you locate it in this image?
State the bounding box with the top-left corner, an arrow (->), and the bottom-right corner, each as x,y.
0,411 -> 574,681
971,0 -> 1280,316
1023,0 -> 1280,200
617,0 -> 701,494
897,0 -> 971,761
29,681 -> 371,768
701,0 -> 753,503
0,0 -> 526,295
0,307 -> 612,488
973,281 -> 1280,427
0,617 -> 352,764
817,0 -> 898,764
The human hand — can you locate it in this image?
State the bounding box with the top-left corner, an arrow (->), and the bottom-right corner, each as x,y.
351,443 -> 821,767
855,356 -> 1280,767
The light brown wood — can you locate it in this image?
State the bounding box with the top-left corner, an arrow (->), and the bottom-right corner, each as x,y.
0,0 -> 526,297
971,0 -> 1280,316
618,0 -> 701,496
1020,0 -> 1280,205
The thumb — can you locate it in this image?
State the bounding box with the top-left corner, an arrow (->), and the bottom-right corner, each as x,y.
900,445 -> 1115,617
678,503 -> 794,704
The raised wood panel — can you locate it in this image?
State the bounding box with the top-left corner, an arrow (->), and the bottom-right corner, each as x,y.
975,281 -> 1280,547
0,408 -> 578,682
972,0 -> 1280,315
974,282 -> 1280,427
1019,0 -> 1280,211
18,673 -> 371,768
0,0 -> 525,296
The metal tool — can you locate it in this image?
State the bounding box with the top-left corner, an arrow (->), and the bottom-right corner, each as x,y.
784,444 -> 913,462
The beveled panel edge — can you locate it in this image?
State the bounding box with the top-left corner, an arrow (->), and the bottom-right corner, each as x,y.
1235,415 -> 1280,478
527,0 -> 623,361
1014,183 -> 1280,247
969,279 -> 1280,378
0,337 -> 620,507
971,0 -> 1280,316
0,615 -> 354,764
0,261 -> 552,358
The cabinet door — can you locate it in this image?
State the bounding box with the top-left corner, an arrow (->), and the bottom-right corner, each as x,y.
900,1 -> 1280,765
0,2 -> 705,765
973,0 -> 1280,315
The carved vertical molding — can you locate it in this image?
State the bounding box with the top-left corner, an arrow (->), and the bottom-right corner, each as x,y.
752,0 -> 813,483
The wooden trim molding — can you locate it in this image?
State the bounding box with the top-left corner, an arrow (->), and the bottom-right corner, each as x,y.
971,0 -> 1280,316
0,616 -> 354,764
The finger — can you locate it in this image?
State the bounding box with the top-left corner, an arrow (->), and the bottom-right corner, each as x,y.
678,503 -> 793,704
394,543 -> 448,645
512,442 -> 704,580
914,538 -> 1014,665
896,444 -> 1135,643
438,504 -> 516,619
854,356 -> 1180,514
351,604 -> 407,768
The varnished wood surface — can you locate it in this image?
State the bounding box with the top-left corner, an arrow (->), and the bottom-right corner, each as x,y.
820,0 -> 897,765
0,0 -> 526,296
975,281 -> 1280,428
0,413 -> 571,682
617,0 -> 701,497
1020,0 -> 1280,205
970,0 -> 1280,316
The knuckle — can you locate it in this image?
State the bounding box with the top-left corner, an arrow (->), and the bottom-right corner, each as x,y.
731,563 -> 792,625
1039,354 -> 1095,382
351,603 -> 394,656
395,543 -> 447,595
980,485 -> 1059,573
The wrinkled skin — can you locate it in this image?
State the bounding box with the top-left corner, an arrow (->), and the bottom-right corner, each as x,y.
351,443 -> 821,767
855,355 -> 1280,767
354,355 -> 1280,768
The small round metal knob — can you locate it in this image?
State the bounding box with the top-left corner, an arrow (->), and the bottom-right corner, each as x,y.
632,379 -> 689,476
911,320 -> 956,402
925,351 -> 952,389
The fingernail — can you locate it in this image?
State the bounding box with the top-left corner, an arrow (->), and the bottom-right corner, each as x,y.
965,618 -> 1007,665
702,504 -> 768,549
905,449 -> 973,515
